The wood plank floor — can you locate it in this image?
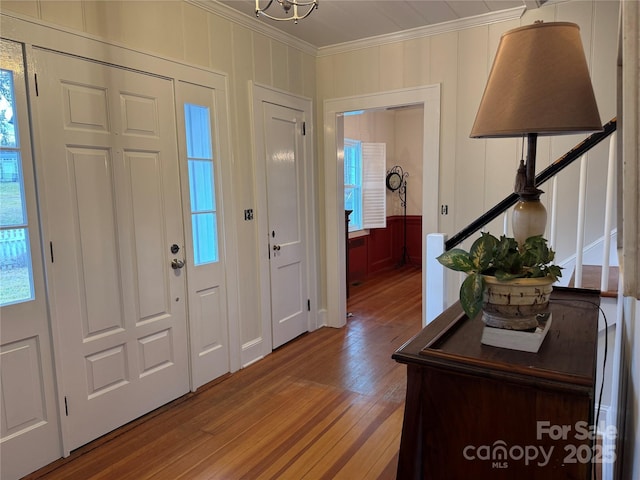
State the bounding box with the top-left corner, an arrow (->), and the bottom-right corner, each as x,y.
26,265 -> 423,480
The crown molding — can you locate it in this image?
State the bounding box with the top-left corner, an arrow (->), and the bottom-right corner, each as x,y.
187,0 -> 319,56
188,1 -> 526,59
317,6 -> 527,57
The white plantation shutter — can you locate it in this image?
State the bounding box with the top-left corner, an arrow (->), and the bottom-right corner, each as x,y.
362,142 -> 386,229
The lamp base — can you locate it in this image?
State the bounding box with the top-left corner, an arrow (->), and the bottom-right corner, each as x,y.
512,197 -> 547,246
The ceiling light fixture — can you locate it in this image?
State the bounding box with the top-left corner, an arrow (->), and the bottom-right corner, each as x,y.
255,0 -> 318,23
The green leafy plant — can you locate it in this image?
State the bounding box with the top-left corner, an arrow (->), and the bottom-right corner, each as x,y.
436,233 -> 562,319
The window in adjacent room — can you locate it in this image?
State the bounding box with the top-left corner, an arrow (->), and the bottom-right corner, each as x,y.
344,138 -> 362,231
344,139 -> 386,233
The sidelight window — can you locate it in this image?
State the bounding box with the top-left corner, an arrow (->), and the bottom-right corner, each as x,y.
0,68 -> 34,306
184,104 -> 219,265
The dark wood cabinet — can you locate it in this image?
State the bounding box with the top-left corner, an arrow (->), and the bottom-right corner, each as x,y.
392,287 -> 600,479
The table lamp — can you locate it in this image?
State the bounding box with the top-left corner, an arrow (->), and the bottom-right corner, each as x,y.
470,21 -> 602,246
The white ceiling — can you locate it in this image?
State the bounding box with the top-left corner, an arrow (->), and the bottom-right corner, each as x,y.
209,0 -> 547,49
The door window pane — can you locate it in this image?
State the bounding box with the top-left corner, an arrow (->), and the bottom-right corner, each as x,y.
185,104 -> 212,159
188,159 -> 215,212
0,70 -> 18,148
184,103 -> 218,265
0,151 -> 26,225
0,68 -> 34,305
192,213 -> 218,264
0,228 -> 34,305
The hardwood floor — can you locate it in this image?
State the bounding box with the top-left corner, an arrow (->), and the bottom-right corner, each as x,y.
26,265 -> 422,480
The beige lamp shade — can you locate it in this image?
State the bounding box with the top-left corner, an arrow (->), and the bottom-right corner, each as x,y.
471,22 -> 602,137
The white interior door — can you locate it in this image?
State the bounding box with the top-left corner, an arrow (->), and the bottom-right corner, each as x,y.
177,81 -> 230,390
0,40 -> 61,480
33,49 -> 189,451
263,102 -> 309,349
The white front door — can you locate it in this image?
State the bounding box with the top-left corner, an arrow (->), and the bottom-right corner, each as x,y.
263,102 -> 309,349
33,49 -> 189,451
177,81 -> 229,390
0,39 -> 61,480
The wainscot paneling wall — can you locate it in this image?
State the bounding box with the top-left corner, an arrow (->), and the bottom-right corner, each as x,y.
348,215 -> 422,284
1,0 -> 619,361
316,0 -> 619,264
1,0 -> 318,361
0,0 -> 625,473
316,0 -> 618,315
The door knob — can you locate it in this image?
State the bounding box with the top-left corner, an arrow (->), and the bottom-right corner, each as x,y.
171,259 -> 185,269
273,244 -> 281,251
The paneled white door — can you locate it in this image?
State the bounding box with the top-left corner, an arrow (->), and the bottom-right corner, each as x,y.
263,102 -> 309,349
33,49 -> 189,451
0,39 -> 61,480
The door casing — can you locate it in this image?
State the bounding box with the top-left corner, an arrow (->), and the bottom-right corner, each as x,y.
323,85 -> 441,328
0,39 -> 62,480
249,82 -> 318,366
2,13 -> 240,458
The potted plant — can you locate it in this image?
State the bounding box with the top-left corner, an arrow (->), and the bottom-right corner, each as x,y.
436,233 -> 562,330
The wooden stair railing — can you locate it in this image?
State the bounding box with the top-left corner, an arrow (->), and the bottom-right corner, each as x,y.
426,118 -> 618,325
445,118 -> 617,251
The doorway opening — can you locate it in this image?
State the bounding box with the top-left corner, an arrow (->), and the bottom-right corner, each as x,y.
323,85 -> 441,329
342,105 -> 424,295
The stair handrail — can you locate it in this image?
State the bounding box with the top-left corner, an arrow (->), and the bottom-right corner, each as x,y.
445,118 -> 617,251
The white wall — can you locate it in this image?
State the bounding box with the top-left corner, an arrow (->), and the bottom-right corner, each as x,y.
394,107 -> 424,217
4,0 -> 619,364
619,1 -> 640,477
2,0 -> 635,476
1,0 -> 317,354
317,0 -> 620,326
316,0 -> 619,262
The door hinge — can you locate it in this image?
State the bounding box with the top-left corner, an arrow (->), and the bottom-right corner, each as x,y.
50,241 -> 54,263
34,73 -> 39,97
307,299 -> 310,311
302,122 -> 306,136
64,396 -> 69,416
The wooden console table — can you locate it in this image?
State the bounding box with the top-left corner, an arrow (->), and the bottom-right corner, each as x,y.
392,287 -> 600,479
